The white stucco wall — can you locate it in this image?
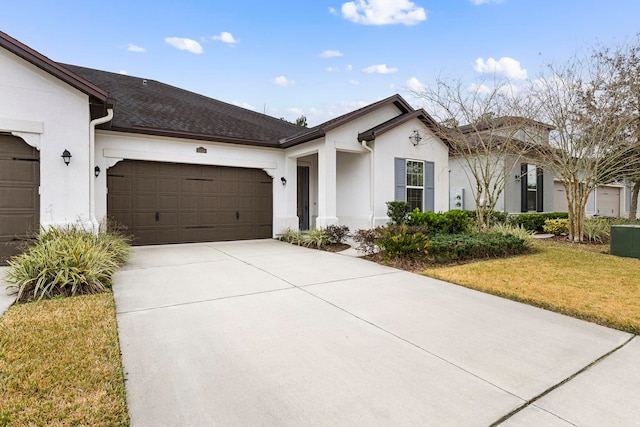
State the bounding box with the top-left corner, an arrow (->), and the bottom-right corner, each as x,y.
0,48 -> 93,228
372,120 -> 450,226
336,151 -> 371,230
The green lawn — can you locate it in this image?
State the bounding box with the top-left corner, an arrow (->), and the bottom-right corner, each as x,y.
0,293 -> 129,426
422,239 -> 640,334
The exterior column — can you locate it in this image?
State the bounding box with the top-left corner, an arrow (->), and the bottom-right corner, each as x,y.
316,144 -> 338,228
274,156 -> 299,234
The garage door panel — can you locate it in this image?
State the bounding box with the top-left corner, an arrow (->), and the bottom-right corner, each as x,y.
107,160 -> 272,245
0,135 -> 39,264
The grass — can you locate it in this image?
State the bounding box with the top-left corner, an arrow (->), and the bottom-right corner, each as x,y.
0,293 -> 129,426
422,239 -> 640,335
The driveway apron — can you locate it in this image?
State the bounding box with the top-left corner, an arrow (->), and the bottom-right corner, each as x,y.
113,240 -> 637,426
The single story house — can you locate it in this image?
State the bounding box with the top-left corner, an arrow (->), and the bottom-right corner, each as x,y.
448,116 -> 630,217
0,31 -> 450,263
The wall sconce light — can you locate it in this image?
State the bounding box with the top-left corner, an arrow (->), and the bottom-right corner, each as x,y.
94,166 -> 101,177
61,149 -> 72,166
409,130 -> 423,146
281,177 -> 287,186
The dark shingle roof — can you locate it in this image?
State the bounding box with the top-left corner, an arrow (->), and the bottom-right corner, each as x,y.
458,116 -> 554,134
357,109 -> 451,147
63,64 -> 304,147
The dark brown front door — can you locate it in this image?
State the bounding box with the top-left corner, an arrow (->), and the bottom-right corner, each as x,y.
0,135 -> 40,265
107,160 -> 273,245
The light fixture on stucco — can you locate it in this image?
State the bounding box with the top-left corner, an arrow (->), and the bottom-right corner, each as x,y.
94,166 -> 101,177
281,177 -> 287,186
61,149 -> 72,166
409,130 -> 422,146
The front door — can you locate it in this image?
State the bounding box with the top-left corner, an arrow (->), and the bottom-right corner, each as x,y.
297,166 -> 309,230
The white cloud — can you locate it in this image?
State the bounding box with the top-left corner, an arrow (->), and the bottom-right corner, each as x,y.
341,0 -> 426,26
346,64 -> 353,71
329,6 -> 337,14
362,64 -> 398,74
326,66 -> 338,72
288,107 -> 304,115
349,79 -> 361,85
232,101 -> 255,111
274,75 -> 296,87
127,44 -> 146,53
405,77 -> 426,92
119,70 -> 128,75
470,0 -> 503,4
468,82 -> 493,94
474,57 -> 527,79
212,32 -> 239,44
320,49 -> 343,58
164,37 -> 204,54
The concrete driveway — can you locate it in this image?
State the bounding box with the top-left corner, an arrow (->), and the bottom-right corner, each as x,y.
113,240 -> 638,426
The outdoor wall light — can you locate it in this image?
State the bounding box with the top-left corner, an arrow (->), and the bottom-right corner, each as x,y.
409,130 -> 423,146
95,166 -> 101,177
281,177 -> 287,186
61,149 -> 72,166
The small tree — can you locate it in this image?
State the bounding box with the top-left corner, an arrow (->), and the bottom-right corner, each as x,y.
527,50 -> 640,241
295,115 -> 308,127
414,77 -> 533,231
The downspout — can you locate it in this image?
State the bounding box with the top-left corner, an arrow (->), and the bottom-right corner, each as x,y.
361,140 -> 375,228
90,108 -> 114,230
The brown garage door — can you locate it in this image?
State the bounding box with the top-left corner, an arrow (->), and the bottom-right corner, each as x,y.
0,135 -> 40,265
107,160 -> 273,245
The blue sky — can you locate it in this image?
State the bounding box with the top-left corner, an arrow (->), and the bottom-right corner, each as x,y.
2,0 -> 640,126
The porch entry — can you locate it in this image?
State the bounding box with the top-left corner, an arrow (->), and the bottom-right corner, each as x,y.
297,166 -> 310,230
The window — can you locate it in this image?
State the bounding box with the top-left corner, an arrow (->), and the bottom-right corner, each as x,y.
395,158 -> 434,212
520,163 -> 544,212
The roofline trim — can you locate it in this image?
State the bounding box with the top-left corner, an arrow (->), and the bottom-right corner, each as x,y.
0,31 -> 110,102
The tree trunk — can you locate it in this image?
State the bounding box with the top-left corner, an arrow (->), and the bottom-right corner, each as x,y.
630,181 -> 640,222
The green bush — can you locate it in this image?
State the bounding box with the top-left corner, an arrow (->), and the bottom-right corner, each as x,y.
489,223 -> 534,242
583,218 -> 611,243
463,210 -> 509,226
6,225 -> 131,302
278,228 -> 305,245
375,225 -> 430,259
325,224 -> 350,244
386,201 -> 412,225
306,228 -> 330,248
407,209 -> 472,235
427,233 -> 529,264
543,219 -> 569,235
509,212 -> 569,232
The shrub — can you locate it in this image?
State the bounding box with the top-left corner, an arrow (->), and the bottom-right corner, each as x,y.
375,225 -> 430,259
407,209 -> 472,235
583,218 -> 611,243
509,212 -> 569,232
489,223 -> 534,243
325,224 -> 350,244
427,233 -> 529,264
464,210 -> 509,226
278,228 -> 305,245
306,228 -> 330,248
386,201 -> 412,225
6,225 -> 131,302
352,228 -> 382,255
543,219 -> 569,235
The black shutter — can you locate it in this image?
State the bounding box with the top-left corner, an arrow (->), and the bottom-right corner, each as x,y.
394,158 -> 406,201
520,163 -> 528,212
536,167 -> 544,212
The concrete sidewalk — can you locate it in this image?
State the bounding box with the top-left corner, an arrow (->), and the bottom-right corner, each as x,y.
113,240 -> 638,426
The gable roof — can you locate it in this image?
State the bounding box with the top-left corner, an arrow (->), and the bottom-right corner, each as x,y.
357,108 -> 452,147
0,31 -> 112,114
280,94 -> 414,148
458,116 -> 554,134
64,65 -> 303,147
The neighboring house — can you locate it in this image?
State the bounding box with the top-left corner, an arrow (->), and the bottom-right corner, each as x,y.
0,31 -> 449,263
448,117 -> 555,214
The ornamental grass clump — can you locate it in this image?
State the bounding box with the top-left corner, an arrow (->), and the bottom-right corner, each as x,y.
6,225 -> 131,302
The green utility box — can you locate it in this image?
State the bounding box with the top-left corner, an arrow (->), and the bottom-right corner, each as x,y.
610,225 -> 640,259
